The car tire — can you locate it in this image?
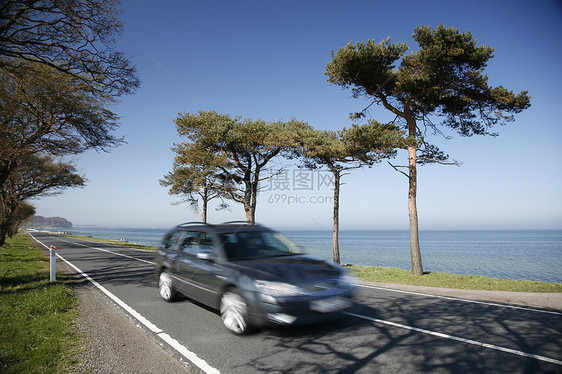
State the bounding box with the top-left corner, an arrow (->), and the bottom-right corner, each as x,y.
220,289 -> 251,335
158,271 -> 176,302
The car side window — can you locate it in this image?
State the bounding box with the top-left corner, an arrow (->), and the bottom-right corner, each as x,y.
161,230 -> 180,249
220,233 -> 240,260
198,232 -> 216,254
179,231 -> 199,254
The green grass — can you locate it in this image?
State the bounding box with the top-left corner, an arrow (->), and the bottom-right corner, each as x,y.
0,233 -> 82,374
61,233 -> 157,250
348,265 -> 562,293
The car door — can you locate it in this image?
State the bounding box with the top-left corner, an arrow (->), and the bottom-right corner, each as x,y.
174,230 -> 200,297
189,231 -> 225,307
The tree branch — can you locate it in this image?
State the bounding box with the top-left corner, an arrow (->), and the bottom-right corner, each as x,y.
417,157 -> 462,166
387,161 -> 409,179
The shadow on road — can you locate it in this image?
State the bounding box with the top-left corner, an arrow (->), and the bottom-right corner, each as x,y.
229,292 -> 562,374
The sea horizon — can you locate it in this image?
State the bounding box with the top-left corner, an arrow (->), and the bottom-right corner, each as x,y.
69,225 -> 561,231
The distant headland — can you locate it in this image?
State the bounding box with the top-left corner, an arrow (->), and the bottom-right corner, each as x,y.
26,216 -> 72,229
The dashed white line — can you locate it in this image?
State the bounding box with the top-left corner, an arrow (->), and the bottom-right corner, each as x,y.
345,312 -> 562,366
71,240 -> 154,265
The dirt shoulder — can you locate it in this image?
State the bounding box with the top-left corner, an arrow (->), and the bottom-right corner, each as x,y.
71,281 -> 192,373
54,259 -> 192,373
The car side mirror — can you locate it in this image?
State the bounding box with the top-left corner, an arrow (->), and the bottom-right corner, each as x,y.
197,252 -> 215,261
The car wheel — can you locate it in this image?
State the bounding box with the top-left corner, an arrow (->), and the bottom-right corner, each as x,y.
220,290 -> 251,335
158,271 -> 176,302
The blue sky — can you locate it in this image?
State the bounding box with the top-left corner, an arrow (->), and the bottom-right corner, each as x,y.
33,0 -> 562,230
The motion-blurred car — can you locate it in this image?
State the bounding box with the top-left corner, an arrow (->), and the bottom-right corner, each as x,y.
154,221 -> 357,334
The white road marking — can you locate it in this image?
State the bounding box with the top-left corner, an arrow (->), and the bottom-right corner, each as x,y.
345,312 -> 562,366
29,232 -> 221,374
359,284 -> 562,316
71,240 -> 154,265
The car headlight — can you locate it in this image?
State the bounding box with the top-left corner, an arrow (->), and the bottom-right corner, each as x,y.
254,280 -> 307,297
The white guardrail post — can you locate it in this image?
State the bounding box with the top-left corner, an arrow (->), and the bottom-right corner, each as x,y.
49,245 -> 56,282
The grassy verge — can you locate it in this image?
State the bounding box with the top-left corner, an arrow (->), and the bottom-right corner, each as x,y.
0,233 -> 82,373
59,233 -> 157,250
349,265 -> 562,293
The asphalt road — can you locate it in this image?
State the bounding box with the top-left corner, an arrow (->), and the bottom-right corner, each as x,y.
30,231 -> 562,373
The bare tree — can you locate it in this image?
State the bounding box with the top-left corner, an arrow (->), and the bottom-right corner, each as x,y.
0,62 -> 121,192
0,0 -> 139,96
0,0 -> 138,241
0,154 -> 84,245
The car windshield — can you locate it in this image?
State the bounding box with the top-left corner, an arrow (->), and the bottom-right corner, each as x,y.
220,230 -> 303,260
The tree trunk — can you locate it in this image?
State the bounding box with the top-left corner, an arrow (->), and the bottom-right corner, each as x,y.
0,210 -> 14,247
202,187 -> 208,223
408,144 -> 423,276
242,179 -> 256,223
0,160 -> 16,194
0,161 -> 17,246
245,205 -> 255,223
332,170 -> 340,264
250,176 -> 258,223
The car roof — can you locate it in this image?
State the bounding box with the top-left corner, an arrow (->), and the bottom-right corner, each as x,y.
173,221 -> 271,234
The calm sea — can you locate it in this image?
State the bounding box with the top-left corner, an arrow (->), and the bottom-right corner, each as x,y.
44,227 -> 562,284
